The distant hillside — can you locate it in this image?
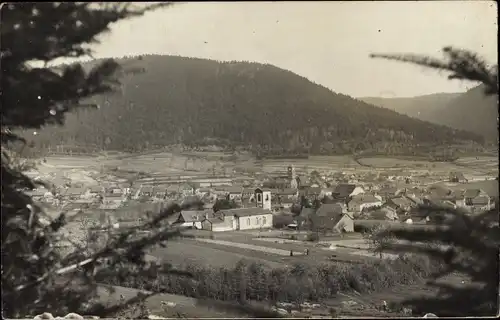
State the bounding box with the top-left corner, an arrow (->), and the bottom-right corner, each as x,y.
361,86 -> 498,142
360,92 -> 462,123
25,55 -> 485,156
436,85 -> 498,141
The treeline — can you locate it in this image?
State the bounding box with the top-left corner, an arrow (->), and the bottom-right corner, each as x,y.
23,55 -> 485,156
97,255 -> 443,306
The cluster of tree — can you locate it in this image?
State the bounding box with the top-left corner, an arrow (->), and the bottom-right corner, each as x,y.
213,198 -> 240,211
21,55 -> 486,157
97,256 -> 443,309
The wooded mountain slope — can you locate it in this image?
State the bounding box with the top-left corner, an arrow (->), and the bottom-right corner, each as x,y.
436,85 -> 498,141
361,85 -> 498,142
360,93 -> 461,123
27,55 -> 484,155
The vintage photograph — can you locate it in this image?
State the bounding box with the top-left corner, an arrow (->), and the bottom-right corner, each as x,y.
1,1 -> 498,319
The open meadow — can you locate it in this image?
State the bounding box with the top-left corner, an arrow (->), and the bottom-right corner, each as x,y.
148,239 -> 285,269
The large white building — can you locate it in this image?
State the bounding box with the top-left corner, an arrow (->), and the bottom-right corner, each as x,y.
201,188 -> 274,232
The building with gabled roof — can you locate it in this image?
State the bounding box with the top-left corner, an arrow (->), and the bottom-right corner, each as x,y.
174,209 -> 212,229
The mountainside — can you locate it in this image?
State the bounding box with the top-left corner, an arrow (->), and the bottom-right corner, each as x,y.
436,85 -> 498,141
360,93 -> 462,123
361,86 -> 498,141
25,55 -> 485,156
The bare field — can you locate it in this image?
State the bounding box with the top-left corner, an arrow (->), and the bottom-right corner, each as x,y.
357,156 -> 497,173
257,155 -> 362,173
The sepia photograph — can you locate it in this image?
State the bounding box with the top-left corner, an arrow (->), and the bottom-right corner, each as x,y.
1,1 -> 498,319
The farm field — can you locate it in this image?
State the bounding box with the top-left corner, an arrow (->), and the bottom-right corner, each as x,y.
38,152 -> 498,184
257,155 -> 362,172
432,179 -> 499,198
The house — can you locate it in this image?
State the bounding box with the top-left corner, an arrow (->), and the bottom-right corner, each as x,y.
463,188 -> 491,211
87,185 -> 104,197
320,188 -> 336,198
451,189 -> 467,207
178,183 -> 195,197
174,210 -> 211,229
311,203 -> 354,234
333,184 -> 364,201
153,188 -> 167,201
63,187 -> 86,200
165,184 -> 180,196
316,203 -> 347,216
201,214 -> 235,232
426,185 -> 452,199
263,178 -> 289,189
110,186 -> 124,195
274,188 -> 299,199
368,206 -> 398,221
449,171 -> 468,183
242,188 -> 255,198
140,185 -> 154,197
300,187 -> 322,200
196,187 -> 212,197
226,186 -> 244,200
385,196 -> 416,214
213,186 -> 230,197
377,185 -> 399,201
100,193 -> 124,210
348,194 -> 383,213
228,207 -> 273,231
278,197 -> 296,209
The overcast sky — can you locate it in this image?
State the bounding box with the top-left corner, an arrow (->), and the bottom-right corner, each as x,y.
82,1 -> 497,98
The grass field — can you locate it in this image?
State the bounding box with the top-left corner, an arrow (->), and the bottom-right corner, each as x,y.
148,239 -> 285,269
96,284 -> 259,318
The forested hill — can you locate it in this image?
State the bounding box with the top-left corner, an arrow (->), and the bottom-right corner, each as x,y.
361,85 -> 498,142
26,55 -> 485,155
433,85 -> 498,141
360,93 -> 462,124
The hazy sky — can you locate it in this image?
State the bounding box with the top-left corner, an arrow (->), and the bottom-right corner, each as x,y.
77,1 -> 497,98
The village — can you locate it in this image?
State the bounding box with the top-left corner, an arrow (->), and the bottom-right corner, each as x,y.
28,162 -> 498,238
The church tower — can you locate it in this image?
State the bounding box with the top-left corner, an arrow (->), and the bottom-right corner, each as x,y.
288,165 -> 298,189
